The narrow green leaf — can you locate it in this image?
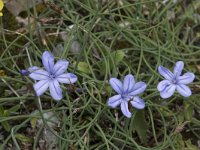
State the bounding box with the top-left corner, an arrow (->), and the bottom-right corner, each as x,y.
15,134 -> 32,143
184,102 -> 193,121
185,139 -> 198,150
100,50 -> 125,75
1,121 -> 11,132
132,110 -> 147,144
8,104 -> 20,114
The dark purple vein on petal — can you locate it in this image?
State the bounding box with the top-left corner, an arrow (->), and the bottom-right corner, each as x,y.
36,80 -> 49,91
53,81 -> 61,98
113,81 -> 122,93
109,96 -> 121,104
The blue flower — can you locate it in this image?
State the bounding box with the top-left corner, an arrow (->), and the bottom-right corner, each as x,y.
157,61 -> 195,99
28,51 -> 77,100
107,74 -> 147,118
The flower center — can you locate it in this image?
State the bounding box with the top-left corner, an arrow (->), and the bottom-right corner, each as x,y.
121,94 -> 132,102
49,74 -> 55,79
172,77 -> 178,84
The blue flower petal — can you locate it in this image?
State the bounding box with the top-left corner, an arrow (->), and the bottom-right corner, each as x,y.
178,72 -> 195,84
129,82 -> 146,96
157,80 -> 171,92
33,80 -> 49,96
173,61 -> 184,77
29,69 -> 49,80
53,60 -> 69,76
42,51 -> 54,73
57,73 -> 77,84
123,74 -> 135,93
49,80 -> 62,100
130,96 -> 145,109
107,94 -> 122,108
176,84 -> 191,97
28,66 -> 39,72
158,66 -> 174,81
160,84 -> 176,99
109,78 -> 123,94
120,102 -> 131,118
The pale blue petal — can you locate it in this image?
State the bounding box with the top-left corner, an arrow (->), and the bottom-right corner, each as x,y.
157,80 -> 171,92
120,102 -> 131,118
173,61 -> 184,77
160,84 -> 176,99
42,51 -> 54,73
178,72 -> 195,84
109,78 -> 123,94
53,60 -> 69,76
28,66 -> 39,72
57,73 -> 77,84
29,69 -> 49,80
176,84 -> 191,97
33,80 -> 49,96
129,82 -> 147,96
49,80 -> 62,100
123,74 -> 135,93
158,66 -> 174,81
130,96 -> 145,109
107,95 -> 122,108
